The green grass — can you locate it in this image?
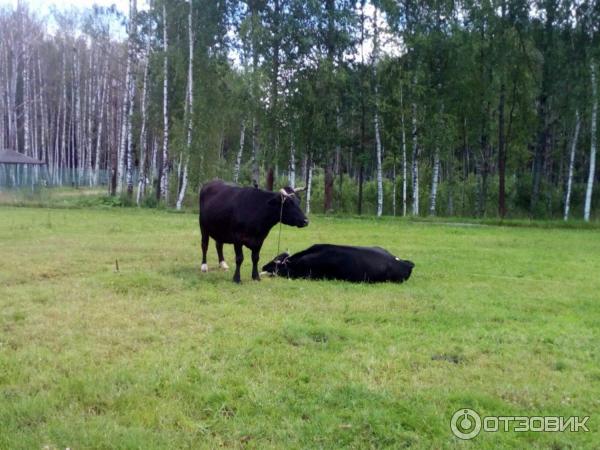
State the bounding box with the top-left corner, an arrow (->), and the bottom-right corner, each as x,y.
1,206 -> 599,449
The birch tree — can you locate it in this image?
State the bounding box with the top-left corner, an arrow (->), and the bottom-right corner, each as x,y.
400,85 -> 407,216
288,131 -> 295,189
160,3 -> 169,202
411,77 -> 419,216
305,156 -> 313,215
564,110 -> 581,220
176,0 -> 193,211
233,121 -> 245,183
372,6 -> 383,217
136,47 -> 150,206
584,61 -> 597,221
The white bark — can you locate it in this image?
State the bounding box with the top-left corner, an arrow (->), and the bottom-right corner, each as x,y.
60,51 -> 67,178
289,131 -> 296,188
176,0 -> 193,211
176,158 -> 188,210
125,0 -> 137,195
372,6 -> 383,217
0,45 -> 6,153
185,0 -> 193,151
23,43 -> 31,157
411,95 -> 419,216
374,98 -> 383,217
149,136 -> 157,183
392,156 -> 397,216
94,62 -> 108,185
251,116 -> 259,187
564,109 -> 581,220
137,50 -> 150,206
160,3 -> 170,202
125,78 -> 136,195
306,158 -> 313,215
584,61 -> 597,222
400,85 -> 407,216
74,46 -> 83,182
334,107 -> 341,177
429,147 -> 440,215
8,31 -> 18,150
233,120 -> 245,183
37,53 -> 47,165
86,49 -> 96,185
117,54 -> 130,193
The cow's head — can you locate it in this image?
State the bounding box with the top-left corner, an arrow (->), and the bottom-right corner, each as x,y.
261,252 -> 290,276
269,187 -> 309,228
393,257 -> 415,282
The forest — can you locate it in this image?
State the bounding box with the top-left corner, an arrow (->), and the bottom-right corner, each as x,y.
0,0 -> 599,219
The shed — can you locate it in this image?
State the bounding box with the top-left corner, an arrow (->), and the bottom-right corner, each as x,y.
0,149 -> 45,165
0,149 -> 47,190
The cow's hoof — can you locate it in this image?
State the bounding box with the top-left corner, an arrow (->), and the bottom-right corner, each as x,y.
252,275 -> 261,282
201,263 -> 208,273
219,261 -> 229,271
233,278 -> 241,284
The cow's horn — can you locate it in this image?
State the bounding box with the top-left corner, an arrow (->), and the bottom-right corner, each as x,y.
293,186 -> 306,193
279,188 -> 291,197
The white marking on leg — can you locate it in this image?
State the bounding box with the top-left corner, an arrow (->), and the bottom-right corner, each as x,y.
219,261 -> 229,270
201,263 -> 208,273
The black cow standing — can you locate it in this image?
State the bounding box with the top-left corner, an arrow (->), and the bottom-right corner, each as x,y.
261,244 -> 414,283
199,180 -> 308,283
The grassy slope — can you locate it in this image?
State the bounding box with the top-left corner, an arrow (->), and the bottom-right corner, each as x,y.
0,207 -> 599,449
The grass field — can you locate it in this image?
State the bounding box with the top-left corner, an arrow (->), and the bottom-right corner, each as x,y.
1,205 -> 599,449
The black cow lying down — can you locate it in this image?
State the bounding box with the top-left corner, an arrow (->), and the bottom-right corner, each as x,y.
261,244 -> 414,283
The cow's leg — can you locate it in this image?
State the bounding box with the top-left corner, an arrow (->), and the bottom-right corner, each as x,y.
200,226 -> 209,273
251,248 -> 261,281
233,243 -> 244,283
216,241 -> 229,270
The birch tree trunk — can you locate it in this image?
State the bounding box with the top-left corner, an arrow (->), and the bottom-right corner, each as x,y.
8,33 -> 18,151
373,6 -> 383,217
37,53 -> 47,166
233,120 -> 245,183
306,156 -> 313,215
160,3 -> 170,202
392,155 -> 397,216
60,51 -> 67,184
564,109 -> 580,220
400,85 -> 407,216
429,147 -> 440,215
137,50 -> 149,206
74,46 -> 83,183
176,161 -> 188,210
94,62 -> 108,186
116,53 -> 130,194
584,61 -> 597,221
86,49 -> 96,185
23,43 -> 31,157
289,131 -> 296,188
176,0 -> 193,211
125,0 -> 137,197
374,96 -> 383,217
411,78 -> 419,216
251,117 -> 260,187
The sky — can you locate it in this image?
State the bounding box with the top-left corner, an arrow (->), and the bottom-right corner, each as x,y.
1,0 -> 401,62
0,0 -> 143,18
